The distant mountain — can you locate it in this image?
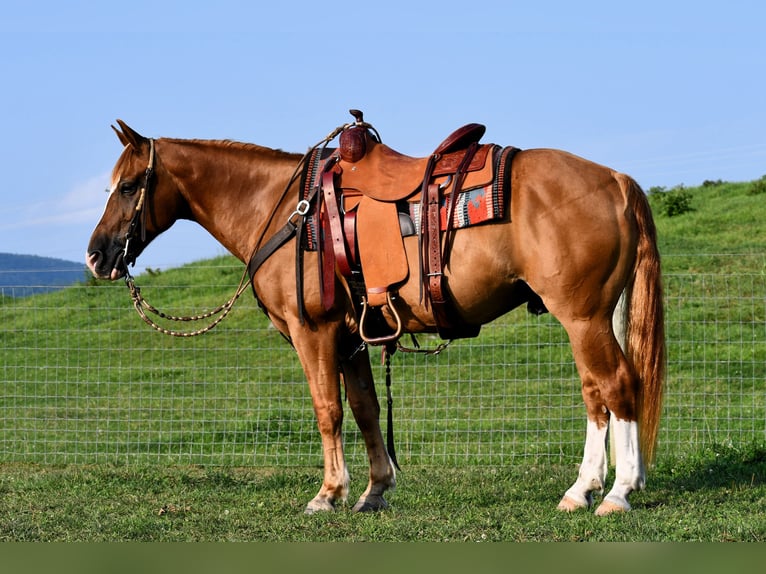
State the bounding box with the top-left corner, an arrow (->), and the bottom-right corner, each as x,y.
0,253 -> 88,297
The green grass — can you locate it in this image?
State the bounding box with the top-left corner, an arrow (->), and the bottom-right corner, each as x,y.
1,442 -> 763,541
0,178 -> 764,541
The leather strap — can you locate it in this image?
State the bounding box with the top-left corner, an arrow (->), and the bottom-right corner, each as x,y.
320,166 -> 354,311
418,154 -> 438,304
343,210 -> 358,265
318,205 -> 335,312
295,210 -> 306,324
420,146 -> 486,339
247,219 -> 300,293
444,142 -> 479,239
321,168 -> 353,277
426,181 -> 445,302
425,181 -> 454,332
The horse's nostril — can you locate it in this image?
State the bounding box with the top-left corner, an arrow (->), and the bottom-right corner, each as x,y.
86,251 -> 102,272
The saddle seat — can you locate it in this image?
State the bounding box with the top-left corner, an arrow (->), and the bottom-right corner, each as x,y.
337,123 -> 491,202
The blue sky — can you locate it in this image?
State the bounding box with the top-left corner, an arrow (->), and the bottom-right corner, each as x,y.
1,1 -> 764,272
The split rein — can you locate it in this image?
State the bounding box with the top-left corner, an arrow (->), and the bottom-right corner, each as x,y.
124,268 -> 250,337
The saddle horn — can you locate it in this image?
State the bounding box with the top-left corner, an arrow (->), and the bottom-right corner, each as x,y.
340,109 -> 370,163
349,109 -> 365,124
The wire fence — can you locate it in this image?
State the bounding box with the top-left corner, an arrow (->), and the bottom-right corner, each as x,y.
1,254 -> 764,467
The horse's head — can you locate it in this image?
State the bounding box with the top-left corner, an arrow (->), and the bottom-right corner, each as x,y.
86,121 -> 185,280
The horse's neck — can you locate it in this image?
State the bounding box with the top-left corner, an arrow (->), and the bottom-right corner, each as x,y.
163,139 -> 301,262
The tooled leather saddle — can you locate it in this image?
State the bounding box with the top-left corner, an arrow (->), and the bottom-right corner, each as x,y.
302,110 -> 518,345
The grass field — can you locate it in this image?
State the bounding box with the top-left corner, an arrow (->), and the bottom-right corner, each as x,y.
1,178 -> 764,541
1,442 -> 764,541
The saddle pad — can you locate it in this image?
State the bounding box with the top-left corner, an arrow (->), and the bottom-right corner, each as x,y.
409,145 -> 508,233
409,181 -> 501,233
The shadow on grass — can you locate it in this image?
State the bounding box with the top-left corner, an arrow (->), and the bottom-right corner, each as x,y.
650,442 -> 765,496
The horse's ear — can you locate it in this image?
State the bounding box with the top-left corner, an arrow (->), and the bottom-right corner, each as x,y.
112,119 -> 148,149
111,124 -> 130,147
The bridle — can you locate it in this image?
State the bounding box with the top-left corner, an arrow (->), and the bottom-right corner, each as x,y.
123,138 -> 155,269
120,138 -> 251,337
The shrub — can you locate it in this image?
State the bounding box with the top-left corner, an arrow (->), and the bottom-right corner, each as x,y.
649,184 -> 693,217
747,175 -> 766,196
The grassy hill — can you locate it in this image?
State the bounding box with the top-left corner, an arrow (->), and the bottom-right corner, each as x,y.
647,177 -> 766,271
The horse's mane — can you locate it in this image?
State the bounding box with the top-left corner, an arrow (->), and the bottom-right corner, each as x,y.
163,137 -> 302,160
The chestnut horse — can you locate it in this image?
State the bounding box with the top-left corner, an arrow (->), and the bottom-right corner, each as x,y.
86,117 -> 665,516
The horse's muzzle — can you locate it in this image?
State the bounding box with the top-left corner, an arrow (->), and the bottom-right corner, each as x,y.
86,249 -> 126,280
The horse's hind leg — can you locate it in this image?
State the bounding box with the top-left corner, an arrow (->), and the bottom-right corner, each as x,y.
339,335 -> 396,512
555,312 -> 645,515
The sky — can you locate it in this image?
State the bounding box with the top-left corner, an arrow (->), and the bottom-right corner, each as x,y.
1,0 -> 764,273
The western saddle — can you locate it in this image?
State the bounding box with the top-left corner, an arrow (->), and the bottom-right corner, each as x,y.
309,110 -> 516,345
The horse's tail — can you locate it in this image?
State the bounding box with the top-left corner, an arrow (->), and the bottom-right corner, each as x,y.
618,173 -> 666,466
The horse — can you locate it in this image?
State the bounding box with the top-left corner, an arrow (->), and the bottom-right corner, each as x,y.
86,115 -> 665,516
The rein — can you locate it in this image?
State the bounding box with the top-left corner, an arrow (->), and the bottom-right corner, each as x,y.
124,267 -> 251,337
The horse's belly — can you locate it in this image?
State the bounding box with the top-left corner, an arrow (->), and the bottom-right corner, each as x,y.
380,228 -> 523,331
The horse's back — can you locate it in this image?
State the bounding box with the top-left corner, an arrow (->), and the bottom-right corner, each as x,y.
511,148 -> 630,222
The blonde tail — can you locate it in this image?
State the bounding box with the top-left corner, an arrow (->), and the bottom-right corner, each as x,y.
617,173 -> 666,466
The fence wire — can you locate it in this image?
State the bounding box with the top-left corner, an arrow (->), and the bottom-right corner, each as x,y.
1,255 -> 764,467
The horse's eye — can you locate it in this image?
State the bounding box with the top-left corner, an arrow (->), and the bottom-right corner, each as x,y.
119,181 -> 138,195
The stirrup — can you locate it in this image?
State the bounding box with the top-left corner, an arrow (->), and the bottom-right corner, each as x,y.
359,292 -> 403,346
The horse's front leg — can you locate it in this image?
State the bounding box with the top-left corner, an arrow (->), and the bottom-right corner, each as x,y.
291,323 -> 349,514
340,335 -> 396,512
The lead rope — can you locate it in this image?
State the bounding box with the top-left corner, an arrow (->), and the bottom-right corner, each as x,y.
382,337 -> 452,472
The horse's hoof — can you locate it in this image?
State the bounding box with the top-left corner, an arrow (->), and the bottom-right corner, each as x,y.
304,498 -> 336,514
557,494 -> 590,512
352,495 -> 389,513
595,499 -> 630,516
